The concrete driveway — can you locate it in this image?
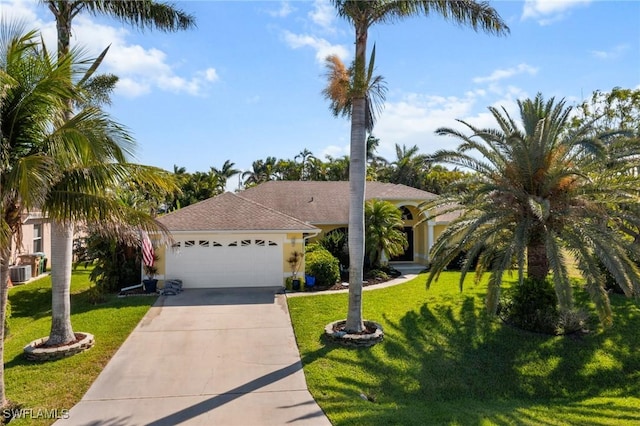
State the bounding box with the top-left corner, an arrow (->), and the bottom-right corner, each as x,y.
57,288 -> 331,426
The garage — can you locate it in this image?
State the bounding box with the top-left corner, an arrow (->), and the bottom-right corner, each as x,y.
156,192 -> 319,289
164,233 -> 284,288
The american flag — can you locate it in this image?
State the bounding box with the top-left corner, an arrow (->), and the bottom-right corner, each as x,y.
141,232 -> 155,267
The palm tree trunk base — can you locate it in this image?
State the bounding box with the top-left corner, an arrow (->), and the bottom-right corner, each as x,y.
324,320 -> 384,347
24,332 -> 94,362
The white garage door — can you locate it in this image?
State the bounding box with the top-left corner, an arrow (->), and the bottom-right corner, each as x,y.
165,234 -> 284,288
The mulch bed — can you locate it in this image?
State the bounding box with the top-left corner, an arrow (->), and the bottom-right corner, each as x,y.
304,270 -> 401,293
34,333 -> 86,349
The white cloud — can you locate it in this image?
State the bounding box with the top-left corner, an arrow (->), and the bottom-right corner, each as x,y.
202,68 -> 219,83
114,78 -> 151,98
522,0 -> 591,25
372,87 -> 528,159
309,0 -> 336,32
283,30 -> 349,63
3,1 -> 218,98
0,0 -> 41,26
591,44 -> 629,60
268,1 -> 295,18
473,63 -> 539,84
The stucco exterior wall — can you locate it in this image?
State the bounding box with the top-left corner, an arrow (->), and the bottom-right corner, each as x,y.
284,232 -> 306,283
11,219 -> 52,267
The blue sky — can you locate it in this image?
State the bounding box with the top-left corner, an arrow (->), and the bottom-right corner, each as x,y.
3,0 -> 639,187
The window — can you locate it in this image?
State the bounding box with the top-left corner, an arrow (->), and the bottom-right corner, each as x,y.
33,224 -> 43,253
268,241 -> 278,246
228,241 -> 238,247
241,240 -> 251,247
171,242 -> 181,249
255,239 -> 265,246
400,206 -> 413,220
212,241 -> 222,247
184,240 -> 195,247
199,240 -> 210,247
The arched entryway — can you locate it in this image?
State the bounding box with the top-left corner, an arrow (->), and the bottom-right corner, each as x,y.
391,206 -> 416,262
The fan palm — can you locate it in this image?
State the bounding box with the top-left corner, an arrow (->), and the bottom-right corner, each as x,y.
329,0 -> 509,333
425,94 -> 640,326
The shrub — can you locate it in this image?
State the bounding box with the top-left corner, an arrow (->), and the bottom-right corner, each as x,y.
305,247 -> 340,287
305,243 -> 323,254
499,277 -> 559,334
318,229 -> 349,268
556,309 -> 589,335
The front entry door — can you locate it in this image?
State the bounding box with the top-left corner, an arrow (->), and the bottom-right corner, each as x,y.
392,227 -> 414,261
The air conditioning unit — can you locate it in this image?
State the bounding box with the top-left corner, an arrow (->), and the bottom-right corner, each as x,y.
9,265 -> 32,283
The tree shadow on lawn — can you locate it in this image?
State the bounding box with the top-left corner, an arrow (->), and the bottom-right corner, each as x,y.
308,295 -> 640,425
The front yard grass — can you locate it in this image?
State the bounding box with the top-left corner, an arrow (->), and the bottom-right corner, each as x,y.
288,272 -> 640,425
4,268 -> 155,425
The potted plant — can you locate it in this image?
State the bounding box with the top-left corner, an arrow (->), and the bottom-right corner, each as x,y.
143,254 -> 159,293
287,250 -> 303,291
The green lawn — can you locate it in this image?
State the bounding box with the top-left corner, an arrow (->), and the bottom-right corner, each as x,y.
4,268 -> 155,425
288,272 -> 640,425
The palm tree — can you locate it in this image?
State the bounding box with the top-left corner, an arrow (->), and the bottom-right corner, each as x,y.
242,157 -> 278,187
388,143 -> 428,188
0,25 -> 146,406
365,199 -> 407,268
1,26 -> 175,351
1,29 -> 79,394
42,0 -> 195,348
294,149 -> 317,180
329,0 -> 509,333
45,0 -> 195,59
425,94 -> 640,326
211,160 -> 240,191
325,155 -> 350,181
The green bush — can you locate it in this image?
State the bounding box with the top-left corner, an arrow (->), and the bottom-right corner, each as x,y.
305,247 -> 340,287
318,229 -> 349,268
305,242 -> 323,254
499,277 -> 559,334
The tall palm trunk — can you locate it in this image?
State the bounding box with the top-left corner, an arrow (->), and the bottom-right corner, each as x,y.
345,23 -> 368,333
0,250 -> 11,407
47,221 -> 75,346
47,6 -> 76,346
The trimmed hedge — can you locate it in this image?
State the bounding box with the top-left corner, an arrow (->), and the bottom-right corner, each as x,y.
305,247 -> 340,287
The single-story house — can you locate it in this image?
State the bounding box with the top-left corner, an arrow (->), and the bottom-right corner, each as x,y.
155,181 -> 452,289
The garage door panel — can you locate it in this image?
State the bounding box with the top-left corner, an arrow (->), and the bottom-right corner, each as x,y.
165,235 -> 283,288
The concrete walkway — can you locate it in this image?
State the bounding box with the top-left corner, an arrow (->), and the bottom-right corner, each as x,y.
57,288 -> 331,426
286,263 -> 426,298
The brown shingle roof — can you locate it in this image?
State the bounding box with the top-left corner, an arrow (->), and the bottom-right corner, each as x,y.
240,181 -> 437,225
157,192 -> 319,232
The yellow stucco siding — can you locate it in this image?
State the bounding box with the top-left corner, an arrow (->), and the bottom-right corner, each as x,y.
154,245 -> 167,277
284,233 -> 306,284
413,221 -> 428,266
433,224 -> 448,242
